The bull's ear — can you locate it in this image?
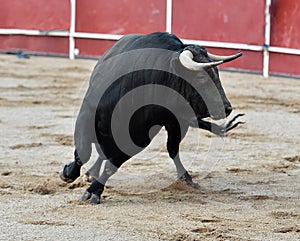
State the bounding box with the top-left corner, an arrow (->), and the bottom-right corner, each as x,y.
179,50 -> 223,70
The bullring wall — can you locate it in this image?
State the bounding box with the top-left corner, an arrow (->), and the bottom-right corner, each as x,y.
0,0 -> 300,76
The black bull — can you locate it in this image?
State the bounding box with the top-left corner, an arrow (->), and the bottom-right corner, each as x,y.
60,32 -> 244,204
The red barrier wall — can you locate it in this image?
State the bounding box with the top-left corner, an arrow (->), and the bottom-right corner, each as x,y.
0,0 -> 70,30
172,0 -> 265,45
0,0 -> 300,76
172,0 -> 265,72
0,35 -> 69,54
76,0 -> 166,34
270,0 -> 300,75
0,0 -> 70,55
75,0 -> 166,56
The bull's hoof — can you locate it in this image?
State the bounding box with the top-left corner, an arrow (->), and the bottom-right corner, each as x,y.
80,190 -> 101,204
59,161 -> 81,183
80,190 -> 92,202
179,171 -> 199,188
59,169 -> 74,183
80,191 -> 100,204
90,194 -> 101,204
79,180 -> 104,204
179,171 -> 193,183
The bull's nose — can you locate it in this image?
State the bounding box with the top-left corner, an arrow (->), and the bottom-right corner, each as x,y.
225,106 -> 232,116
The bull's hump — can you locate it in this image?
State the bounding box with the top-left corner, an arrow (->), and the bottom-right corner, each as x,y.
101,32 -> 184,62
101,34 -> 143,62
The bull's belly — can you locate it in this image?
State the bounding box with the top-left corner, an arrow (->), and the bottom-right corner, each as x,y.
95,123 -> 162,166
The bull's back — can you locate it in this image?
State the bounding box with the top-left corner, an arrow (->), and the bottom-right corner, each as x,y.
101,34 -> 143,62
101,32 -> 184,62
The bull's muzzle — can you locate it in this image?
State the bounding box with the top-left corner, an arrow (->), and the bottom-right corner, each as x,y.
210,105 -> 232,120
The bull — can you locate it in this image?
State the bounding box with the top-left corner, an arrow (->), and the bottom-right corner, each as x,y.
59,32 -> 244,204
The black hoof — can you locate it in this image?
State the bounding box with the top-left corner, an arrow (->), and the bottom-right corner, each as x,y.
79,180 -> 104,204
59,161 -> 82,183
179,171 -> 199,188
179,171 -> 193,183
79,190 -> 101,204
80,190 -> 92,201
90,194 -> 101,204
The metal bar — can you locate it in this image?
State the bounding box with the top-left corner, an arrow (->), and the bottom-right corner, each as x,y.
269,46 -> 300,55
4,28 -> 300,54
69,0 -> 76,59
166,0 -> 172,33
4,28 -> 300,56
263,0 -> 272,78
0,28 -> 69,37
73,32 -> 123,40
182,39 -> 263,51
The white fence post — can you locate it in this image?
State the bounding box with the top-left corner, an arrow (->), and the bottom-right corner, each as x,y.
166,0 -> 172,33
263,0 -> 272,78
69,0 -> 76,59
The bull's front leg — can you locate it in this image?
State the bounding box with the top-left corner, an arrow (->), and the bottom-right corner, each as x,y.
59,137 -> 93,183
59,150 -> 84,183
165,123 -> 198,187
198,113 -> 245,136
59,105 -> 94,183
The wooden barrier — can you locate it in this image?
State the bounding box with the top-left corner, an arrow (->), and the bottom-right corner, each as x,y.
0,0 -> 300,76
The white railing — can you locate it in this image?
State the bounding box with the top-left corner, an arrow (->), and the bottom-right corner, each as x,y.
0,0 -> 299,77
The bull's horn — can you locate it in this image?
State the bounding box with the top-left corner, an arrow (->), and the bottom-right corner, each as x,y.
179,50 -> 223,70
207,51 -> 243,63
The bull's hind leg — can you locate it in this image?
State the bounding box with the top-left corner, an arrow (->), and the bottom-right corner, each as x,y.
83,156 -> 103,182
80,160 -> 119,204
83,144 -> 106,182
165,124 -> 196,186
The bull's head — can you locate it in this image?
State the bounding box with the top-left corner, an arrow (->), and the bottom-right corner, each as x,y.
178,45 -> 242,121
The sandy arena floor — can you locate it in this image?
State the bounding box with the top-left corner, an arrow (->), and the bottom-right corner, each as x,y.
0,55 -> 299,240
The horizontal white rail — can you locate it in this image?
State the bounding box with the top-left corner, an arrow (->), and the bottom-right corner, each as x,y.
269,46 -> 300,55
181,39 -> 264,52
2,28 -> 300,56
73,32 -> 123,40
0,28 -> 69,37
